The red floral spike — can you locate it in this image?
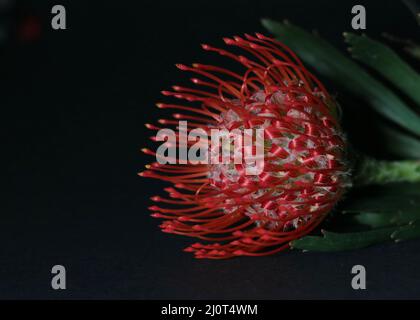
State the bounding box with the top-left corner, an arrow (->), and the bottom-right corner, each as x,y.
141,33 -> 351,259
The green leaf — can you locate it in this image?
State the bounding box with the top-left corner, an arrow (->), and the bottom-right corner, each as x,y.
378,124 -> 420,159
345,33 -> 420,108
261,19 -> 420,136
353,210 -> 420,228
391,220 -> 420,242
405,43 -> 420,60
381,33 -> 420,61
352,212 -> 394,228
291,227 -> 398,252
341,182 -> 420,227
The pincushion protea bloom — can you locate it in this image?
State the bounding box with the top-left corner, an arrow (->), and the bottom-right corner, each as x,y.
140,33 -> 351,259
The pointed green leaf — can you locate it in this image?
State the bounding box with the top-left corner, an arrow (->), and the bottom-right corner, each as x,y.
378,124 -> 420,159
353,210 -> 420,228
261,19 -> 420,136
381,33 -> 420,61
291,227 -> 398,252
341,182 -> 420,227
345,33 -> 420,108
353,211 -> 397,228
405,43 -> 420,60
391,220 -> 420,241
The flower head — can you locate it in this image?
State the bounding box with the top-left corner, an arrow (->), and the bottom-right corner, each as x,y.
141,33 -> 350,259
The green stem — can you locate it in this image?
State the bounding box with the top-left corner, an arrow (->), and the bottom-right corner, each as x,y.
354,156 -> 420,186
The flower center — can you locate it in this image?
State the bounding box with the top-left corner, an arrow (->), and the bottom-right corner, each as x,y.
207,89 -> 350,231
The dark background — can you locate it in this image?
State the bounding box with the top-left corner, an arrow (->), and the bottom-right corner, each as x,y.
1,0 -> 420,299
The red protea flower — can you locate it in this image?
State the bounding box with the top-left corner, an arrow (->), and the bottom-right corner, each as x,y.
140,33 -> 350,259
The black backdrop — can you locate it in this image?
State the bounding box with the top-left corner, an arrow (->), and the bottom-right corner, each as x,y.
2,0 -> 420,299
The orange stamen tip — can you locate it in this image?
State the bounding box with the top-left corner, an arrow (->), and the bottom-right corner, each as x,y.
141,148 -> 154,156
223,37 -> 234,44
176,64 -> 188,70
238,56 -> 248,63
